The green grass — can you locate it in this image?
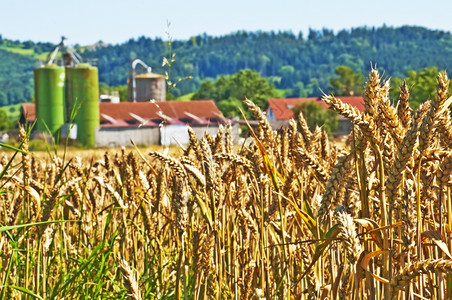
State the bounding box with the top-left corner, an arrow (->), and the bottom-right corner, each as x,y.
0,45 -> 35,56
274,88 -> 288,98
34,52 -> 50,61
0,104 -> 21,123
0,45 -> 50,60
176,92 -> 195,101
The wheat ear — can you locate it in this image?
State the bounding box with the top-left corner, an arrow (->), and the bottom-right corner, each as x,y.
363,67 -> 381,117
418,72 -> 450,155
119,259 -> 142,300
391,259 -> 452,295
397,80 -> 412,131
322,95 -> 380,145
318,153 -> 353,223
336,211 -> 362,263
244,98 -> 274,144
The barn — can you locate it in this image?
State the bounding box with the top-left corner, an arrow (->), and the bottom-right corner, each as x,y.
20,100 -> 239,147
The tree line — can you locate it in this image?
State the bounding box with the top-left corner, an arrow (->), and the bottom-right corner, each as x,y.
2,26 -> 452,107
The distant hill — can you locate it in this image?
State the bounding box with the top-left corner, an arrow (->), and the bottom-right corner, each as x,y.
0,48 -> 35,106
2,25 -> 452,105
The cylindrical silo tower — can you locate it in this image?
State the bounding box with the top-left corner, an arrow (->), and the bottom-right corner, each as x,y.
65,63 -> 99,147
34,64 -> 65,136
128,72 -> 166,102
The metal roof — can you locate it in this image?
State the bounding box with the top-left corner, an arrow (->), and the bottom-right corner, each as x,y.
21,100 -> 226,128
267,96 -> 365,120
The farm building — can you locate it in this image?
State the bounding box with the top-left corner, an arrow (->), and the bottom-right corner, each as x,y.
20,100 -> 239,147
266,96 -> 365,135
30,47 -> 231,148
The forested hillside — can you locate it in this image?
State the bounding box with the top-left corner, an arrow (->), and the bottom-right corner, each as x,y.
2,25 -> 452,105
0,49 -> 35,106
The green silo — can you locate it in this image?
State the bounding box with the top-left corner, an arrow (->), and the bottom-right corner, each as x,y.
65,64 -> 99,147
34,64 -> 65,136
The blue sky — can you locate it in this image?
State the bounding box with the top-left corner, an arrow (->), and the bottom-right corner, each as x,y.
1,0 -> 451,45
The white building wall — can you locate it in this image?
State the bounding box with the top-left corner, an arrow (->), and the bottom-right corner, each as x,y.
95,127 -> 159,147
96,123 -> 241,147
160,125 -> 190,146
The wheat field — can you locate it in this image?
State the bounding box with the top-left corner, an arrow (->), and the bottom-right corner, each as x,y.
1,68 -> 452,299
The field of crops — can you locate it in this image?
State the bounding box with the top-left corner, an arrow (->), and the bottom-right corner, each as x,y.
1,68 -> 452,299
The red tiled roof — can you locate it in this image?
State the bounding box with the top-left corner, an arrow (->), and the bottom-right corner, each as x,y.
99,102 -> 171,122
21,100 -> 225,126
99,100 -> 223,124
267,96 -> 365,120
168,100 -> 223,120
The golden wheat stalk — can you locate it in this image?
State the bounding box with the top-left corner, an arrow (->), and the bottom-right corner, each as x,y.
212,124 -> 225,154
183,162 -> 206,187
185,126 -> 204,161
293,146 -> 329,184
378,91 -> 404,146
296,112 -> 312,145
119,259 -> 142,300
288,119 -> 305,154
397,80 -> 412,131
385,101 -> 431,203
417,72 -> 450,155
401,178 -> 416,250
244,98 -> 274,145
214,153 -> 254,175
363,67 -> 381,117
149,151 -> 187,178
336,211 -> 362,263
391,259 -> 452,295
318,153 -> 353,223
437,110 -> 452,149
322,95 -> 380,145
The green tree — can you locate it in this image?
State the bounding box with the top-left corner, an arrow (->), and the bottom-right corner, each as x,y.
390,66 -> 452,110
192,80 -> 216,100
287,81 -> 315,97
116,85 -> 129,102
99,83 -> 129,102
278,65 -> 296,87
0,91 -> 7,106
99,82 -> 110,95
329,65 -> 364,96
192,69 -> 276,117
217,97 -> 247,118
228,69 -> 276,109
292,101 -> 338,133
